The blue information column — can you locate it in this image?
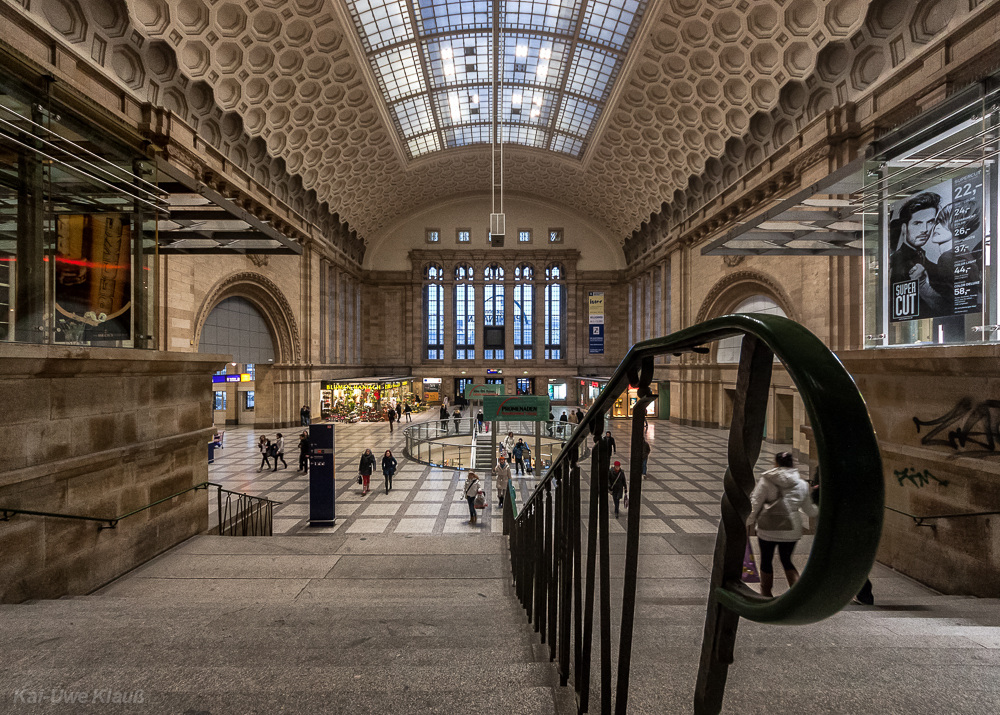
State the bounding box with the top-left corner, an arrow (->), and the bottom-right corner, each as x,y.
309,423 -> 335,526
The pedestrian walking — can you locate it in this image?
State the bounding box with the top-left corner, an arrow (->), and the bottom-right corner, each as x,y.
396,402 -> 402,424
440,405 -> 449,434
641,439 -> 651,477
500,431 -> 515,460
272,433 -> 288,471
512,439 -> 529,475
493,454 -> 511,509
387,406 -> 396,433
605,430 -> 617,454
576,407 -> 585,424
258,435 -> 271,471
404,402 -> 412,422
609,461 -> 627,517
453,407 -> 462,433
381,449 -> 397,494
358,448 -> 376,496
476,410 -> 485,434
462,472 -> 481,524
747,452 -> 819,597
559,411 -> 569,437
300,405 -> 310,426
298,431 -> 310,472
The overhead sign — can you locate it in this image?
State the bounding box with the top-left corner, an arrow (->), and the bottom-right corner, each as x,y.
465,383 -> 504,399
484,395 -> 551,421
212,373 -> 252,383
589,291 -> 605,354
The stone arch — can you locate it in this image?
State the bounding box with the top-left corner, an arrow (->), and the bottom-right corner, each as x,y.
695,269 -> 799,325
193,272 -> 300,364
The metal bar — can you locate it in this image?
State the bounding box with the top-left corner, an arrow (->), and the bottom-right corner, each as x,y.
615,358 -> 654,714
573,460 -> 584,695
537,487 -> 548,639
883,506 -> 1000,521
694,335 -> 773,715
598,432 -> 613,715
580,423 -> 604,714
547,475 -> 557,660
559,461 -> 573,686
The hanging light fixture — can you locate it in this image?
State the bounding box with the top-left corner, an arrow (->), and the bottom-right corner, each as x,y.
489,0 -> 505,247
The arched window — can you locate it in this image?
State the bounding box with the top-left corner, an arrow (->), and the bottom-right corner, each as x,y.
716,295 -> 787,363
544,263 -> 564,359
424,263 -> 444,360
513,263 -> 534,360
455,263 -> 475,360
483,263 -> 505,360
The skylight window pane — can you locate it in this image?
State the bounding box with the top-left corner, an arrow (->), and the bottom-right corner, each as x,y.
504,0 -> 581,33
425,35 -> 492,89
392,96 -> 436,137
445,125 -> 492,147
434,87 -> 491,127
503,87 -> 554,126
503,125 -> 547,148
503,34 -> 567,91
580,0 -> 646,52
408,132 -> 442,157
556,96 -> 598,136
373,45 -> 426,101
551,133 -> 583,155
566,46 -> 619,101
415,0 -> 492,33
349,0 -> 414,53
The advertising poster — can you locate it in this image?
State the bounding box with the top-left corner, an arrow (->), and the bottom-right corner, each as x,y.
588,291 -> 604,354
888,171 -> 983,322
55,214 -> 132,341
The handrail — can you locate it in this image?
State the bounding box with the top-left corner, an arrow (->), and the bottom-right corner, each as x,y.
0,482 -> 281,531
885,505 -> 1000,526
506,314 -> 884,714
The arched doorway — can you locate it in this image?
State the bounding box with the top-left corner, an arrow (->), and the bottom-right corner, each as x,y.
199,296 -> 276,426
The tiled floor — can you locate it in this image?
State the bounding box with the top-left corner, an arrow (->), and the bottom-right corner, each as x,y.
208,412 -> 792,539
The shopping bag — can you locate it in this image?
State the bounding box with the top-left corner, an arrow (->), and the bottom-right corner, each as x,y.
623,494 -> 629,510
741,542 -> 760,583
474,489 -> 488,509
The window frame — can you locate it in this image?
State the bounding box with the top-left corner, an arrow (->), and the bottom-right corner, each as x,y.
456,228 -> 471,244
518,228 -> 532,244
548,228 -> 564,243
425,228 -> 441,244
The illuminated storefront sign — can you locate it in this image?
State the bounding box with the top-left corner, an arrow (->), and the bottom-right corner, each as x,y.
212,373 -> 252,383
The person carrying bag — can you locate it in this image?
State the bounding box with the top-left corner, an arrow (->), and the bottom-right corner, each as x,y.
462,472 -> 481,524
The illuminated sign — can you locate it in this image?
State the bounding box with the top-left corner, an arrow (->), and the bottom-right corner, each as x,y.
483,395 -> 550,421
486,369 -> 502,374
212,374 -> 252,383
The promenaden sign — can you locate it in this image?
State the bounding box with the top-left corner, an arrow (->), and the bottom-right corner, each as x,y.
464,383 -> 504,399
484,395 -> 551,421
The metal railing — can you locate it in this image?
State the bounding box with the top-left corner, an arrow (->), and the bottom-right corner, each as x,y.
403,417 -> 571,470
884,505 -> 1000,527
506,314 -> 884,714
1,482 -> 280,536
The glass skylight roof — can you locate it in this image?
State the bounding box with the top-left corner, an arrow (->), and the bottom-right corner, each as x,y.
345,0 -> 649,159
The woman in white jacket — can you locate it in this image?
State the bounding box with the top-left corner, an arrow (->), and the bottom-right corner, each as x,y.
747,452 -> 818,597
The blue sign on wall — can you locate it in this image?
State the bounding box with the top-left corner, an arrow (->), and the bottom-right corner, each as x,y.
589,323 -> 604,354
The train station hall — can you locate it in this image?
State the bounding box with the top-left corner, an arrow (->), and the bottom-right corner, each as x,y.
2,0 -> 1000,712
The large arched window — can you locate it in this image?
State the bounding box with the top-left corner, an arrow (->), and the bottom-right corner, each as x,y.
483,263 -> 505,360
716,295 -> 787,363
544,263 -> 564,359
424,263 -> 444,360
455,263 -> 475,360
513,263 -> 534,360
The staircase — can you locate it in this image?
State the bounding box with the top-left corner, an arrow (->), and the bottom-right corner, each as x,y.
475,431 -> 494,471
0,534 -> 572,714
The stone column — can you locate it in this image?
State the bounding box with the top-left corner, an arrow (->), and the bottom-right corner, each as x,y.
443,272 -> 455,365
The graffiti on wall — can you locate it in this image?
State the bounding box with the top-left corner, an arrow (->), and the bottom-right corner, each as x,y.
913,397 -> 1000,457
894,467 -> 949,488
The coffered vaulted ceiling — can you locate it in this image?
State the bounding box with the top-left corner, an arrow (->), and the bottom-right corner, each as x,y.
27,0 -> 977,244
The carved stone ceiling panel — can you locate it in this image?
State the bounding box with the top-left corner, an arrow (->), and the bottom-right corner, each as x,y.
118,0 -> 874,241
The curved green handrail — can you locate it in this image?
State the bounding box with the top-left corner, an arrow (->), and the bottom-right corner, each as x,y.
516,313 -> 884,625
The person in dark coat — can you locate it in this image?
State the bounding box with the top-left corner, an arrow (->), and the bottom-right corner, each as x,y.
387,406 -> 396,433
605,431 -> 617,454
298,431 -> 310,472
453,407 -> 462,433
404,402 -> 412,422
358,448 -> 376,496
440,405 -> 449,433
381,449 -> 397,494
609,461 -> 627,518
395,403 -> 402,424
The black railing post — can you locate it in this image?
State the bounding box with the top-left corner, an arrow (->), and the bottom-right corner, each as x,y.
694,334 -> 772,715
597,432 -> 613,715
537,484 -> 548,639
547,477 -> 557,659
572,460 -> 583,695
559,458 -> 573,686
615,357 -> 655,714
581,417 -> 607,714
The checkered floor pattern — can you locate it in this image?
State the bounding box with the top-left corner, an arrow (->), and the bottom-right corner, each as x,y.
208,413 -> 790,537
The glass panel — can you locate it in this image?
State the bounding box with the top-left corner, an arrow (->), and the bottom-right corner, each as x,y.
350,0 -> 414,52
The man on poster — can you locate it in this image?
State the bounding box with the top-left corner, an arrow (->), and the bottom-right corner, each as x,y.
889,191 -> 953,320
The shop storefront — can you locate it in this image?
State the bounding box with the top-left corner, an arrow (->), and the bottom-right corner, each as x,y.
575,377 -> 609,409
320,377 -> 414,422
612,385 -> 658,419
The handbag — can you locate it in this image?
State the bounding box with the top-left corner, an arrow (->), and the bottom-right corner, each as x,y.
474,489 -> 488,509
757,496 -> 794,532
741,542 -> 760,583
623,494 -> 629,510
357,475 -> 363,485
